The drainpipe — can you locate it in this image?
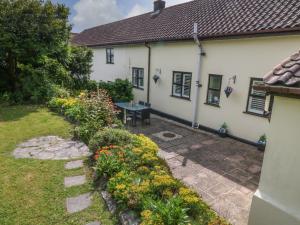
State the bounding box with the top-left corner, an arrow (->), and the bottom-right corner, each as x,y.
192,23 -> 205,128
145,43 -> 151,104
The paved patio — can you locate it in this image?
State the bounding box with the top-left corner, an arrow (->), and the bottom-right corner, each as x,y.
128,115 -> 264,225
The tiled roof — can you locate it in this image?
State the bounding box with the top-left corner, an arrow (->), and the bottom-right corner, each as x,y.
72,0 -> 300,46
264,51 -> 300,86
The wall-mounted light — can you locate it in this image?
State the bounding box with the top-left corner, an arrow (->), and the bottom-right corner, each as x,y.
153,68 -> 161,84
153,74 -> 160,83
224,75 -> 236,98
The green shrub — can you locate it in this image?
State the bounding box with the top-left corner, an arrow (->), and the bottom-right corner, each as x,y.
95,79 -> 134,102
0,92 -> 11,104
94,146 -> 127,178
51,85 -> 71,98
89,128 -> 133,153
142,197 -> 190,225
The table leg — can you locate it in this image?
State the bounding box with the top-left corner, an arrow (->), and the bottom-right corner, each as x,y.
133,111 -> 137,127
123,109 -> 127,124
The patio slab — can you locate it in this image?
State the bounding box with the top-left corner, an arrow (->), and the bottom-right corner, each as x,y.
128,116 -> 264,225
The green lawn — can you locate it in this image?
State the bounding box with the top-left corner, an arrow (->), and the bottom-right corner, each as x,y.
0,105 -> 116,225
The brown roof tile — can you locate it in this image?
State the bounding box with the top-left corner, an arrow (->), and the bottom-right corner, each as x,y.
264,51 -> 300,86
72,0 -> 300,46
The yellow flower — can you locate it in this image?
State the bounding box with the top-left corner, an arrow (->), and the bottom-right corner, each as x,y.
141,210 -> 152,219
116,184 -> 126,190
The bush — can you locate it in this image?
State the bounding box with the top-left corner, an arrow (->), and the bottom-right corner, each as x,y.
142,197 -> 190,225
93,79 -> 133,103
49,91 -> 119,143
89,128 -> 133,153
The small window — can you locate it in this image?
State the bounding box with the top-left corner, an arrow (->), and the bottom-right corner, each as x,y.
132,68 -> 144,89
106,48 -> 114,64
206,74 -> 222,106
246,78 -> 267,116
172,71 -> 192,99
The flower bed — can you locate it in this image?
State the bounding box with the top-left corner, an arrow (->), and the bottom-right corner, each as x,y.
48,92 -> 229,225
90,129 -> 228,225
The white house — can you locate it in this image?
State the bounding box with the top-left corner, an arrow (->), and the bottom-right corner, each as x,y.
73,0 -> 300,144
248,51 -> 300,225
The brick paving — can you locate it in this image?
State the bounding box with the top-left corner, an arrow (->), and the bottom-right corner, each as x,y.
128,116 -> 264,225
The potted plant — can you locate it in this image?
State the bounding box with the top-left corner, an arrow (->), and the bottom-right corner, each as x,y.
257,134 -> 267,151
218,123 -> 228,138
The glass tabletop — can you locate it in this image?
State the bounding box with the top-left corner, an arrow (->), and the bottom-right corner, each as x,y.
115,102 -> 149,111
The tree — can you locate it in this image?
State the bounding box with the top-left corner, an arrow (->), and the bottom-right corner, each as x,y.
0,0 -> 90,103
68,46 -> 93,90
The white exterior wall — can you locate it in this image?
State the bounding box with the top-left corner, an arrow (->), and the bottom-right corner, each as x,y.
90,35 -> 300,142
248,96 -> 300,225
198,35 -> 300,141
91,45 -> 149,102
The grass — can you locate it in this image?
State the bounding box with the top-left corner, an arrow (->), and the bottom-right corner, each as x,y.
0,105 -> 116,225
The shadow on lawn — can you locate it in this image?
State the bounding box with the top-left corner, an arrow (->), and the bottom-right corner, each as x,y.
0,104 -> 39,122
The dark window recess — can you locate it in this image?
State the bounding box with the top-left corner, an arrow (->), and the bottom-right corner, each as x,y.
106,48 -> 114,64
172,71 -> 192,99
246,78 -> 267,116
206,74 -> 222,106
132,68 -> 144,89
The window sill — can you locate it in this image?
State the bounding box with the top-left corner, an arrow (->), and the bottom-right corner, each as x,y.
204,102 -> 220,108
106,63 -> 114,65
170,95 -> 191,101
243,111 -> 268,118
133,87 -> 144,91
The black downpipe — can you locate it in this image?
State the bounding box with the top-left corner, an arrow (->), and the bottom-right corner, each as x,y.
145,43 -> 151,103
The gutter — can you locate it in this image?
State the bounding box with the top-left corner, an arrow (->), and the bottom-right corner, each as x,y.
192,23 -> 205,128
145,43 -> 151,103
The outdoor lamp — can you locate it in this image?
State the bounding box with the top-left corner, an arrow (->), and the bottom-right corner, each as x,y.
153,74 -> 160,83
224,75 -> 236,98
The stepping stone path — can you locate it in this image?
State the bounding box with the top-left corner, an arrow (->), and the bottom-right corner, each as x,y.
13,136 -> 90,160
14,136 -> 100,224
64,160 -> 101,225
64,175 -> 86,188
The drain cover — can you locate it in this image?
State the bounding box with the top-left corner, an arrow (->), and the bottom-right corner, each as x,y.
152,131 -> 183,142
163,132 -> 176,138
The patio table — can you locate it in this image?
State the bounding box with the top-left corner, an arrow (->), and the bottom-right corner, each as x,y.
115,102 -> 150,126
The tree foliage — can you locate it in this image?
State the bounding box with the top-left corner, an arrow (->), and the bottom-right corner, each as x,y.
0,0 -> 93,103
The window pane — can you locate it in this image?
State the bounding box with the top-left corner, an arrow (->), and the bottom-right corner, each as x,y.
138,69 -> 144,87
182,74 -> 191,98
110,49 -> 114,63
207,89 -> 220,105
183,74 -> 191,86
173,73 -> 182,84
173,84 -> 182,96
251,80 -> 265,96
132,69 -> 138,86
209,75 -> 222,90
248,96 -> 265,115
182,86 -> 190,98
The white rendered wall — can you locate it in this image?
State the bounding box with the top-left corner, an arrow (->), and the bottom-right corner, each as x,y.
248,96 -> 300,225
90,35 -> 300,142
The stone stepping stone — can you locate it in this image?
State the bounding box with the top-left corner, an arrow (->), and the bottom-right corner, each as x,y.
66,193 -> 92,213
64,175 -> 86,188
86,222 -> 101,225
13,136 -> 90,160
65,160 -> 84,170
